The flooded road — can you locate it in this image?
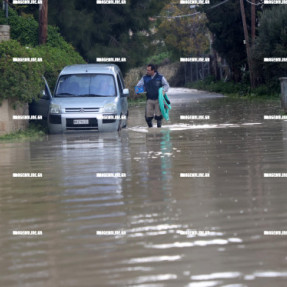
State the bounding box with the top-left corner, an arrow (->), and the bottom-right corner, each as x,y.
1,88 -> 287,287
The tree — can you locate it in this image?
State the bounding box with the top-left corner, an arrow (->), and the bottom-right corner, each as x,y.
201,0 -> 252,82
253,5 -> 287,85
157,0 -> 209,59
47,0 -> 169,72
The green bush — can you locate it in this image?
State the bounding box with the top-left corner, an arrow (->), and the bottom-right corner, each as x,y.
0,40 -> 85,104
0,40 -> 44,105
187,77 -> 279,98
37,44 -> 85,91
187,77 -> 249,94
253,5 -> 287,84
0,4 -> 78,51
0,4 -> 85,104
9,11 -> 39,46
0,4 -> 38,45
0,0 -> 7,25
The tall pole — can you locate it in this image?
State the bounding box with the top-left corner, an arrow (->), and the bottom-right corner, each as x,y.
39,0 -> 48,44
240,0 -> 255,88
251,0 -> 256,44
4,0 -> 8,19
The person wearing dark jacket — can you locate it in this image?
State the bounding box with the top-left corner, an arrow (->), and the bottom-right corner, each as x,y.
136,64 -> 170,128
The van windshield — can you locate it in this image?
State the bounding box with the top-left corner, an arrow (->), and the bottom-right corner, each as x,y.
55,74 -> 116,97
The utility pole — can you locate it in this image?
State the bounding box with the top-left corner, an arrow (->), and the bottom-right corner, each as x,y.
39,0 -> 48,44
240,0 -> 255,88
3,0 -> 8,19
251,0 -> 256,44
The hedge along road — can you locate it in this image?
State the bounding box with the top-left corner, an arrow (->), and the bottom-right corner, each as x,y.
0,87 -> 287,287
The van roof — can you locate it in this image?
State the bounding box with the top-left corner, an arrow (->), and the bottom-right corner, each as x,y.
59,64 -> 121,76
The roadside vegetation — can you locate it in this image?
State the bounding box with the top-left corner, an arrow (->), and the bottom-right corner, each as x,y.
0,3 -> 85,105
187,77 -> 280,100
0,122 -> 47,141
0,1 -> 84,139
185,4 -> 287,99
1,0 -> 286,140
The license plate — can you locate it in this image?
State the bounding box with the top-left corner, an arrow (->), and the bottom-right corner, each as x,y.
73,119 -> 89,125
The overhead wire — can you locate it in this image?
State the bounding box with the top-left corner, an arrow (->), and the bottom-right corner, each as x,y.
155,0 -> 231,19
244,0 -> 264,6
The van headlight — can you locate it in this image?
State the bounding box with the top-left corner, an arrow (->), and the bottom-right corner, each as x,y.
102,102 -> 117,113
50,104 -> 61,114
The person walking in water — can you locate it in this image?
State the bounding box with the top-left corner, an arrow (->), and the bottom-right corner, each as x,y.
136,64 -> 170,128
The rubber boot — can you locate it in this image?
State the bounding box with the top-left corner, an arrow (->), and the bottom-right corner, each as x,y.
155,115 -> 162,128
146,117 -> 153,128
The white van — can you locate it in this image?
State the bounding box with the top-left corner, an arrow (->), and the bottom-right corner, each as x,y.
31,64 -> 129,133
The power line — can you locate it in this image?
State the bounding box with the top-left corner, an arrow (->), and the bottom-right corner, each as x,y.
154,11 -> 200,19
244,0 -> 263,6
210,0 -> 231,9
155,0 -> 231,19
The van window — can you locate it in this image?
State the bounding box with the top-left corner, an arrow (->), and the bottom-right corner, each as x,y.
55,74 -> 116,97
117,74 -> 123,93
119,71 -> 125,88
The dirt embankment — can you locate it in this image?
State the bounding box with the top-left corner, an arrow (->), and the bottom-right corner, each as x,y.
124,62 -> 182,100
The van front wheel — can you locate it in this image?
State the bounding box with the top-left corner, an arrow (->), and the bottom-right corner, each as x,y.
122,110 -> 128,128
117,114 -> 122,132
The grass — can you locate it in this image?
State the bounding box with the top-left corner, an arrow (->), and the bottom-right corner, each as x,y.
0,121 -> 48,141
186,77 -> 281,101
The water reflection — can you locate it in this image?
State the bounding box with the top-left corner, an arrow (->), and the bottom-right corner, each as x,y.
1,91 -> 287,286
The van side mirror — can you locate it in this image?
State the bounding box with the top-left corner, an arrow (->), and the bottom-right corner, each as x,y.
121,88 -> 129,97
41,89 -> 50,100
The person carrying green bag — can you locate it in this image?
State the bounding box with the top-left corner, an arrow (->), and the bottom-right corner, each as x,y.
136,64 -> 170,128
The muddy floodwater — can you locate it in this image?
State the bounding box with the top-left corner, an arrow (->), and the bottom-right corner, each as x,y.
1,88 -> 287,287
